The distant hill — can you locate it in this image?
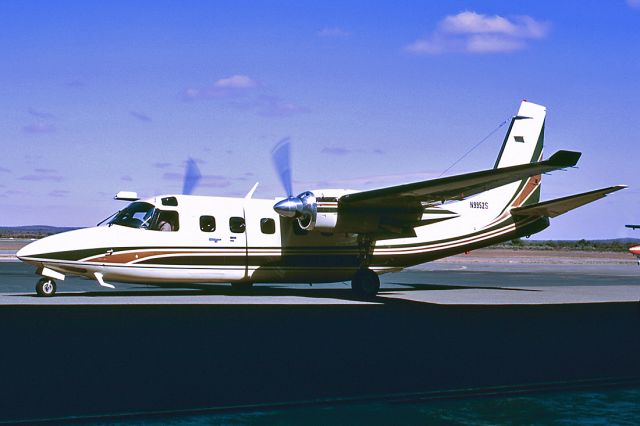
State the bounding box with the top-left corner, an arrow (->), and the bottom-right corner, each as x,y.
0,226 -> 81,238
495,238 -> 640,252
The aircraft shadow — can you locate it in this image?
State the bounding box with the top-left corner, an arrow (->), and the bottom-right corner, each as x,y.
15,281 -> 538,304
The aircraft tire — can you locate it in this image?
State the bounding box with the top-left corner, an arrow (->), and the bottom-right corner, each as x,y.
36,278 -> 56,297
351,268 -> 380,298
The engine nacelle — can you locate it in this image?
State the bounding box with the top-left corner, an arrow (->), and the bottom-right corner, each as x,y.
274,189 -> 355,232
296,191 -> 317,230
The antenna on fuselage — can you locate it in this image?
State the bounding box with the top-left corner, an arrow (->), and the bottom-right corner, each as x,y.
245,182 -> 260,199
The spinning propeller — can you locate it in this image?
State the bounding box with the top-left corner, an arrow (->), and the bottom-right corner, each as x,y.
182,158 -> 202,195
271,138 -> 318,230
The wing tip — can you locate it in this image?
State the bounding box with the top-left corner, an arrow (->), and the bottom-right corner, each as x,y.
607,184 -> 627,193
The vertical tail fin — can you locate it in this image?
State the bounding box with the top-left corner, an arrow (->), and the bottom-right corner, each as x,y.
494,101 -> 546,169
485,101 -> 547,212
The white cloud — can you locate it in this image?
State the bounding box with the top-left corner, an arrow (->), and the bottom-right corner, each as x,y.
182,76 -> 307,118
405,11 -> 550,55
466,35 -> 526,53
257,95 -> 310,118
183,75 -> 258,100
317,27 -> 351,38
213,75 -> 258,89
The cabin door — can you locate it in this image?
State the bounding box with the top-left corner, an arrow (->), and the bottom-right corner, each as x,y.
243,201 -> 281,281
203,205 -> 247,281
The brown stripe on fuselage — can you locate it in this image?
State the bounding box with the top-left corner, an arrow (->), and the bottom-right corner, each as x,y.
85,249 -> 245,264
483,175 -> 541,230
512,175 -> 540,207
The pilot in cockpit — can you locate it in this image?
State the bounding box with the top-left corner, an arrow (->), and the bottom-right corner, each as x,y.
155,211 -> 179,232
106,202 -> 179,232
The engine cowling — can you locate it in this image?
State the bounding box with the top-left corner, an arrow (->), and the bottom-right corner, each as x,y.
274,190 -> 350,232
295,191 -> 317,230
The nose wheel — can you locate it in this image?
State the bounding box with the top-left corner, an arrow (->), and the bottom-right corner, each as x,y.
351,268 -> 380,299
36,278 -> 57,297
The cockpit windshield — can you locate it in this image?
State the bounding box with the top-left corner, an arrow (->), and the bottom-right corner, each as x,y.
108,202 -> 157,229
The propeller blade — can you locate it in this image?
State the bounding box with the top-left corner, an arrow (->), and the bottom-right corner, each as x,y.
271,137 -> 293,198
182,158 -> 202,195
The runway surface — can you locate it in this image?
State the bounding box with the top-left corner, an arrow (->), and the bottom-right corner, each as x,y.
1,260 -> 639,423
1,261 -> 640,305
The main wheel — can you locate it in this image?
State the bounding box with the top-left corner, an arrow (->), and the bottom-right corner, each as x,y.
36,278 -> 57,297
351,268 -> 380,299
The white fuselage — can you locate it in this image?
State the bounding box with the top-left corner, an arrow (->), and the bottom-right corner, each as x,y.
17,185 -> 548,287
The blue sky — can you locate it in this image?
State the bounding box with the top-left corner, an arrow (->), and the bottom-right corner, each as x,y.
1,1 -> 639,239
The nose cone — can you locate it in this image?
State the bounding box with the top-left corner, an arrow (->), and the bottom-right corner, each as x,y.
274,197 -> 303,218
16,240 -> 40,260
16,237 -> 55,262
16,228 -> 89,262
630,245 -> 640,256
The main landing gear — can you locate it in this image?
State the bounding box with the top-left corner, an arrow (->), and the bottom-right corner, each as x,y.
36,278 -> 57,297
351,268 -> 380,299
351,234 -> 380,298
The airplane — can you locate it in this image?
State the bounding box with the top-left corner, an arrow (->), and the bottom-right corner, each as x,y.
626,225 -> 640,264
17,100 -> 626,298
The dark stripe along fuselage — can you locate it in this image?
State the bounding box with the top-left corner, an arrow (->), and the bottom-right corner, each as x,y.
27,216 -> 548,270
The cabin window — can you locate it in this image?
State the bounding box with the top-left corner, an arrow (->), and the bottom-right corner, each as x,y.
260,218 -> 276,234
229,217 -> 246,233
200,216 -> 216,232
154,210 -> 180,232
161,196 -> 178,206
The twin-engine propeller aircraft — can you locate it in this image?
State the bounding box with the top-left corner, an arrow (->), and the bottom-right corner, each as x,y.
18,101 -> 625,297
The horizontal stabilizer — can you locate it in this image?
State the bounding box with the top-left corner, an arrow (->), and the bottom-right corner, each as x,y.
511,185 -> 626,218
546,150 -> 581,168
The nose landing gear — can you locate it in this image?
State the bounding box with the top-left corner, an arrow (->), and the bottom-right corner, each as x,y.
36,278 -> 57,297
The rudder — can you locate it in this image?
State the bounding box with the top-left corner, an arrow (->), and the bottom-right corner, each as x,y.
494,101 -> 546,169
492,101 -> 546,208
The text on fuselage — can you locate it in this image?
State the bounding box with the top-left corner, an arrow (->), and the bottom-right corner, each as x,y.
470,201 -> 489,209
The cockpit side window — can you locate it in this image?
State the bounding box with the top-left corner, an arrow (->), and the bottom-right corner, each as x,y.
109,202 -> 156,229
154,210 -> 180,232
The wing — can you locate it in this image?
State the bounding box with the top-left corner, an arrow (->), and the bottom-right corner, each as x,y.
339,150 -> 581,209
511,185 -> 626,218
626,225 -> 640,230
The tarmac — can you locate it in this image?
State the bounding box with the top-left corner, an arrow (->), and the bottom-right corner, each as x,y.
1,257 -> 639,423
1,259 -> 639,306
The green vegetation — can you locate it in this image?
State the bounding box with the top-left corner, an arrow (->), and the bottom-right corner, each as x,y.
0,226 -> 80,239
496,238 -> 640,252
